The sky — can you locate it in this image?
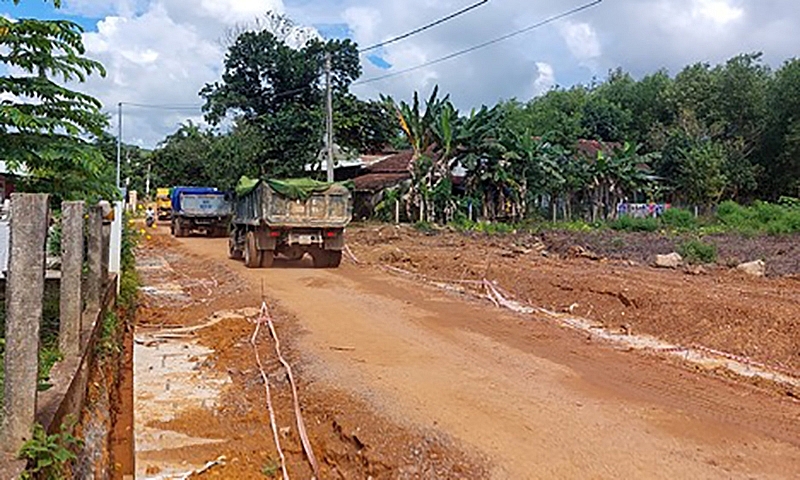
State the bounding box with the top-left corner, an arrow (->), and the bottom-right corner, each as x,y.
1,0 -> 799,148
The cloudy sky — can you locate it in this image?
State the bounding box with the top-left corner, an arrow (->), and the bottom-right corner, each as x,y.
2,0 -> 798,147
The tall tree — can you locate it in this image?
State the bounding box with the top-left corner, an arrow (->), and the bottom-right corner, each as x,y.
201,29 -> 360,178
0,7 -> 113,203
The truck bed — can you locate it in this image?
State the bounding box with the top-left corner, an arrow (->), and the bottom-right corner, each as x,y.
233,180 -> 351,228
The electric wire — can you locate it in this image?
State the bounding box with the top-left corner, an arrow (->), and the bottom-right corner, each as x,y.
358,0 -> 490,53
353,0 -> 603,86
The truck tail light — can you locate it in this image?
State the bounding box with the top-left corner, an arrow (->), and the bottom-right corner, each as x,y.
326,231 -> 338,238
269,230 -> 281,237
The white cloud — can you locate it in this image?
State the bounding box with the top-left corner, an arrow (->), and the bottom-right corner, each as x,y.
46,0 -> 799,148
558,21 -> 601,61
73,0 -> 289,147
342,6 -> 381,45
692,0 -> 744,25
532,62 -> 555,97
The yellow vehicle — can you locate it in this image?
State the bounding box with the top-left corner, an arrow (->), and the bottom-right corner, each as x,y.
156,188 -> 172,220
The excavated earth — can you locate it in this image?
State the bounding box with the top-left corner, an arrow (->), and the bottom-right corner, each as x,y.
130,223 -> 800,479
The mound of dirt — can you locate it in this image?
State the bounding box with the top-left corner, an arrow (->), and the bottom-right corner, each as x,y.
347,225 -> 800,375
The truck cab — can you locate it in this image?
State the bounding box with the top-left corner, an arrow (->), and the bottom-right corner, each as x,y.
156,188 -> 172,220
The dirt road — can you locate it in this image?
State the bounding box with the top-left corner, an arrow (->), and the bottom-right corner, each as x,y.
137,227 -> 800,479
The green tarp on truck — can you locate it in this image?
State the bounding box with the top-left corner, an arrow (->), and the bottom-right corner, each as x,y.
236,176 -> 353,201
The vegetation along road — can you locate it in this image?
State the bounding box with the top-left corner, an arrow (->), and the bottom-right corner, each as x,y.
132,225 -> 800,479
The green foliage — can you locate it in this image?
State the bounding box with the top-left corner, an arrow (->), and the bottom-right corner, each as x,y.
678,239 -> 718,264
413,221 -> 435,233
119,213 -> 140,310
716,200 -> 800,235
334,95 -> 397,154
261,459 -> 280,478
609,216 -> 660,232
96,311 -> 121,358
0,11 -> 114,203
200,27 -> 361,181
19,421 -> 82,480
660,208 -> 697,230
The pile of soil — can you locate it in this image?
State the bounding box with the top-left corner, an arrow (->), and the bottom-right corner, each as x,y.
542,230 -> 800,277
347,225 -> 800,375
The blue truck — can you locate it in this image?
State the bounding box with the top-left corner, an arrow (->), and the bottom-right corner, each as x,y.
170,186 -> 233,237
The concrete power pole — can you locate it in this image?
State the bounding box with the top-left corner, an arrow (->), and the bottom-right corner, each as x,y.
116,102 -> 122,191
325,52 -> 334,183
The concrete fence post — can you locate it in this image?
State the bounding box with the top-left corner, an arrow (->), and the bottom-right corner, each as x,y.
85,205 -> 103,315
109,201 -> 123,293
1,193 -> 49,452
59,201 -> 85,358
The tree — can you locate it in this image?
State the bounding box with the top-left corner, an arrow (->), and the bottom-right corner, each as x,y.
0,10 -> 113,203
201,29 -> 361,178
759,59 -> 800,198
334,95 -> 397,154
386,86 -> 447,221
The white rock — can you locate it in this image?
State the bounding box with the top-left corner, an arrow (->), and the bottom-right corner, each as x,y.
655,252 -> 683,269
737,260 -> 766,277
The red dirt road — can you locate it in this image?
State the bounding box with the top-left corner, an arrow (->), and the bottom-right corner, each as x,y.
168,231 -> 800,479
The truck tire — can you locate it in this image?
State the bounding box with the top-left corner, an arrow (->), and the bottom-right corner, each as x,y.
228,237 -> 243,260
260,250 -> 275,268
326,250 -> 342,268
311,249 -> 340,268
173,220 -> 184,237
244,231 -> 262,268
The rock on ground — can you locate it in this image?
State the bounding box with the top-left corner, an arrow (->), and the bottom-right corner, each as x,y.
737,260 -> 766,277
655,253 -> 683,269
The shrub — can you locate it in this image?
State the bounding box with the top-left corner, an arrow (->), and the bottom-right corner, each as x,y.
678,239 -> 718,264
20,421 -> 82,480
609,216 -> 659,232
716,200 -> 800,235
660,208 -> 696,231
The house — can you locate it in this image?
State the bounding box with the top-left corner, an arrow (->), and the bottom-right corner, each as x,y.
0,161 -> 23,204
352,150 -> 413,220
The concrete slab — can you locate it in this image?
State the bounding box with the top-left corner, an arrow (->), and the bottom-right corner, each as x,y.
133,330 -> 231,479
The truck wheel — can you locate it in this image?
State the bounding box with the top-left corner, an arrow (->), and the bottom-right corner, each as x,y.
260,250 -> 275,268
228,237 -> 243,260
244,231 -> 262,268
310,249 -> 326,268
173,220 -> 184,237
326,250 -> 342,268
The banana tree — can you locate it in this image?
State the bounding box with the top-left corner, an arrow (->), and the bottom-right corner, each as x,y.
587,142 -> 656,221
385,86 -> 447,221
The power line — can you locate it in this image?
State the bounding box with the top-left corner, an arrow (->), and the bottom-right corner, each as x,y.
353,0 -> 603,86
359,0 -> 490,53
120,102 -> 204,111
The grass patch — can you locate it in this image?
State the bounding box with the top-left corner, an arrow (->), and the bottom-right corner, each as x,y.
678,239 -> 718,264
452,219 -> 518,235
95,311 -> 122,358
660,208 -> 697,231
716,199 -> 800,235
609,216 -> 660,232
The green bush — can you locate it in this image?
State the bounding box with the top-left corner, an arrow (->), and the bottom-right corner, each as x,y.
716,199 -> 800,235
678,240 -> 718,264
473,221 -> 516,235
609,216 -> 660,232
20,421 -> 82,480
660,208 -> 697,230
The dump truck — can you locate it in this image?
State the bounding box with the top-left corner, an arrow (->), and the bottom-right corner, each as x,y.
229,177 -> 352,268
170,186 -> 233,237
156,188 -> 172,220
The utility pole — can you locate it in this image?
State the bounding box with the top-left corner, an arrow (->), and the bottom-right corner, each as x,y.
116,102 -> 122,191
325,52 -> 334,183
145,161 -> 151,198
